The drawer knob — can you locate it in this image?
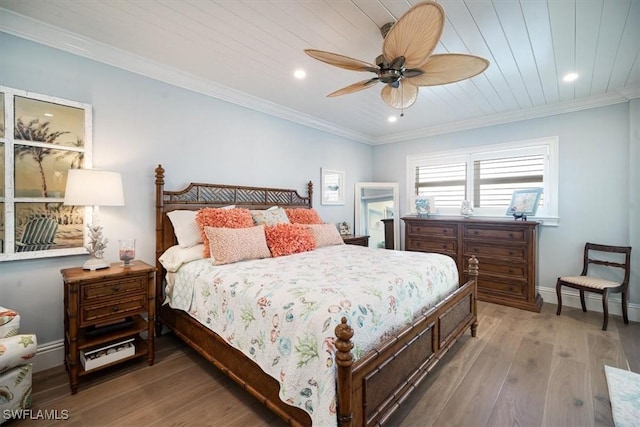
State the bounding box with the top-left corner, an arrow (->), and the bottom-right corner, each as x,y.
474,231 -> 479,235
442,244 -> 447,249
112,286 -> 120,292
509,233 -> 514,237
509,251 -> 514,255
442,229 -> 448,234
508,269 -> 514,273
113,305 -> 120,312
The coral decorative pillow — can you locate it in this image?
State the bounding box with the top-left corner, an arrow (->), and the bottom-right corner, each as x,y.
204,225 -> 271,265
264,223 -> 316,257
305,224 -> 345,248
285,208 -> 323,225
196,208 -> 254,257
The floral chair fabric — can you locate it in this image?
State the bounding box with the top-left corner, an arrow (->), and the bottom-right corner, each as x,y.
0,306 -> 37,424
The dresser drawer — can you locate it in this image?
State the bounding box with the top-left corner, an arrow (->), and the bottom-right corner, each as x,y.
80,293 -> 147,326
406,222 -> 457,238
463,226 -> 526,242
475,260 -> 527,279
464,243 -> 526,260
476,277 -> 527,299
406,237 -> 456,255
81,277 -> 147,304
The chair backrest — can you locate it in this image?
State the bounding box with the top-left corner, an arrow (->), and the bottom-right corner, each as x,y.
16,217 -> 58,252
582,242 -> 632,287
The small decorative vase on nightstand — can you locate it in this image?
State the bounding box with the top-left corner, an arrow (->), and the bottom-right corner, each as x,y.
118,239 -> 135,267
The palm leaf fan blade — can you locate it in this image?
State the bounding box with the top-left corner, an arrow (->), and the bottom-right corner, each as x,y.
382,1 -> 445,69
407,54 -> 490,86
328,78 -> 379,97
304,49 -> 378,72
381,82 -> 419,109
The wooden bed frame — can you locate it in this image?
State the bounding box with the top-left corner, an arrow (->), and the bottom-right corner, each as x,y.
154,165 -> 478,426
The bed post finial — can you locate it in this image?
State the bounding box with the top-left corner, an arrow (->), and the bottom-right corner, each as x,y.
335,317 -> 353,427
155,164 -> 165,184
467,255 -> 479,337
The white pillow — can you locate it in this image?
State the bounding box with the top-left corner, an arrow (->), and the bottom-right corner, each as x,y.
167,210 -> 201,248
159,244 -> 205,272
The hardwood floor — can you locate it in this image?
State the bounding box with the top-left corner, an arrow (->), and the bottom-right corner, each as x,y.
9,302 -> 639,427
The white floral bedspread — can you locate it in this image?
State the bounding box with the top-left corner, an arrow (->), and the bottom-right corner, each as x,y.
167,245 -> 459,426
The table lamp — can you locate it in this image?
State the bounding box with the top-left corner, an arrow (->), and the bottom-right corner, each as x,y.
63,169 -> 125,270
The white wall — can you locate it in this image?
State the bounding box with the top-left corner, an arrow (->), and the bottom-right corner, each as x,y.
0,33 -> 373,370
372,102 -> 638,308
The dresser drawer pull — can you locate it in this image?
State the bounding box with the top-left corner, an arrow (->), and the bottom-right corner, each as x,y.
474,231 -> 479,235
509,233 -> 514,237
112,286 -> 120,292
509,251 -> 514,255
442,229 -> 448,234
442,244 -> 447,249
508,269 -> 514,273
112,305 -> 120,312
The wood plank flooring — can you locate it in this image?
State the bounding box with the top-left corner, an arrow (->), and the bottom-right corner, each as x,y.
8,301 -> 639,427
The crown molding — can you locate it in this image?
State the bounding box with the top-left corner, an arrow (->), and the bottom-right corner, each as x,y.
2,8 -> 638,147
372,86 -> 640,145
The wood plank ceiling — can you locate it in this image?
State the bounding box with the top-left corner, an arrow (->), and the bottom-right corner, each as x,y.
0,0 -> 638,144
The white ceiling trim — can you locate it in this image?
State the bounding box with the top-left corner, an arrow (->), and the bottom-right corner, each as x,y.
1,7 -> 638,147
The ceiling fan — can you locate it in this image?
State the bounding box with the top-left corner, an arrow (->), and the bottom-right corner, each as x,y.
304,1 -> 489,112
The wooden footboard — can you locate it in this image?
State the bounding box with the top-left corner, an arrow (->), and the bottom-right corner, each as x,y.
335,256 -> 478,426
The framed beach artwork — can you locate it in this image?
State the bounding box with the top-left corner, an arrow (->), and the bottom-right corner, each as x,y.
321,168 -> 345,205
0,86 -> 92,261
506,188 -> 542,220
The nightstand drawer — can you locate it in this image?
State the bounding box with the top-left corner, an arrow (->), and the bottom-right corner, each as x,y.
81,293 -> 147,326
81,277 -> 147,303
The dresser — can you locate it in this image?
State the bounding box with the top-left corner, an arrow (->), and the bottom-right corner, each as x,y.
61,261 -> 156,394
402,216 -> 542,312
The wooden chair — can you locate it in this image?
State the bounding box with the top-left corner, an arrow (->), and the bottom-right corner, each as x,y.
556,242 -> 632,330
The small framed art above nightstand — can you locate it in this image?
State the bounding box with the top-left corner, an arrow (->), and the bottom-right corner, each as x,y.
341,235 -> 369,247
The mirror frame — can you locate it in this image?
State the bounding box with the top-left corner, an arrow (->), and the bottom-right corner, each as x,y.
354,182 -> 400,250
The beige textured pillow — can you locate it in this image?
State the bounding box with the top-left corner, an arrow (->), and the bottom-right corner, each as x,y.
204,225 -> 271,265
305,223 -> 345,248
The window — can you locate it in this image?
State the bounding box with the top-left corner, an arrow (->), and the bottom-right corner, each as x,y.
407,137 -> 558,224
0,86 -> 93,261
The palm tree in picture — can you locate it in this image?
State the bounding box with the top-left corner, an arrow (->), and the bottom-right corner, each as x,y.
14,118 -> 70,198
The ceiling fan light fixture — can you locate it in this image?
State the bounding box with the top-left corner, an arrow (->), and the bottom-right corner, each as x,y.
304,1 -> 489,110
388,115 -> 398,123
294,69 -> 306,79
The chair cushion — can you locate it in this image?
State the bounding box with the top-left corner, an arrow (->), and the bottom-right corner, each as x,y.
560,276 -> 620,290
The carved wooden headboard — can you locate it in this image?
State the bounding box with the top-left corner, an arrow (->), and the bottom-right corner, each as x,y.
154,164 -> 313,296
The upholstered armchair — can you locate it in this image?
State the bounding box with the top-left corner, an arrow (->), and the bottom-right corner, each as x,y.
0,306 -> 37,423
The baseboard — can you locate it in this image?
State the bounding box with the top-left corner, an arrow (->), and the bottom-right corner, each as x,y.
539,286 -> 640,323
32,339 -> 64,373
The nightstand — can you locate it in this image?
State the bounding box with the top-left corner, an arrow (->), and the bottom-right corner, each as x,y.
341,235 -> 370,247
61,260 -> 156,394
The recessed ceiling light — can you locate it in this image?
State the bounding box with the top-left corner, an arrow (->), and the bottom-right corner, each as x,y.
388,116 -> 397,123
294,69 -> 306,79
563,72 -> 579,82
44,112 -> 53,117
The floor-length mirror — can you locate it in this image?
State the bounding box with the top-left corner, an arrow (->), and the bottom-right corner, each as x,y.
354,182 -> 399,249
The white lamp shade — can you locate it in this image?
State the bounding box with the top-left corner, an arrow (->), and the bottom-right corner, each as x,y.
64,169 -> 125,206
